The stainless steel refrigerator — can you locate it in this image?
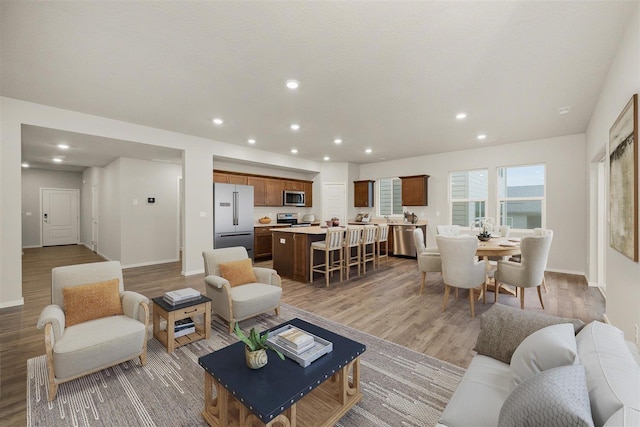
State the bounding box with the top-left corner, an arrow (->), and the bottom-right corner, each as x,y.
213,183 -> 255,259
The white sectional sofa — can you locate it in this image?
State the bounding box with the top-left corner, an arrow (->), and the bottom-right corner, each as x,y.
438,304 -> 640,427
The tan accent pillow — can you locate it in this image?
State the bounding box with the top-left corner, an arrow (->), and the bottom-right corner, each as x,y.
63,279 -> 123,326
219,259 -> 257,287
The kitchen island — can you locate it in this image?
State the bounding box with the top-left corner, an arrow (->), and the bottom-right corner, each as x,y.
271,226 -> 330,283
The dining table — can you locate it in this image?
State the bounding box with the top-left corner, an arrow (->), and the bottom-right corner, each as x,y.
476,237 -> 522,297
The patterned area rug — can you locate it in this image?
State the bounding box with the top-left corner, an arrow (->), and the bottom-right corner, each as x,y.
27,303 -> 464,426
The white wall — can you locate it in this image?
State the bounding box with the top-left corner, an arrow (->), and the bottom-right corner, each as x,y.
359,134 -> 587,274
585,4 -> 640,342
119,158 -> 181,267
99,158 -> 122,261
21,168 -> 83,247
81,167 -> 101,249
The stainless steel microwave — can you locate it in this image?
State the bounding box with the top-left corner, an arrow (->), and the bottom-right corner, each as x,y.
283,190 -> 305,206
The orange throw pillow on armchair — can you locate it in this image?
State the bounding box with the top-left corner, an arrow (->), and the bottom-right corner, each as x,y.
63,279 -> 123,326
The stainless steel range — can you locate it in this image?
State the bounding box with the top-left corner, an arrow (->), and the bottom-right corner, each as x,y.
277,213 -> 311,227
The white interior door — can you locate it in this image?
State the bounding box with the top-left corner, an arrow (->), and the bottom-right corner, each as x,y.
42,188 -> 79,246
322,183 -> 347,224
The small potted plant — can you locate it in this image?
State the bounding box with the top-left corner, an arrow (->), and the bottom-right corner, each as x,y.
234,323 -> 284,369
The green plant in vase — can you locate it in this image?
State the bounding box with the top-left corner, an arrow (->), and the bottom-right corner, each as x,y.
234,323 -> 284,369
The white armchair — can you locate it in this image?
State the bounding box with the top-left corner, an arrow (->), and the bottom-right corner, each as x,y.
495,233 -> 553,309
203,247 -> 282,333
36,261 -> 149,401
413,227 -> 442,294
436,225 -> 461,237
437,235 -> 487,317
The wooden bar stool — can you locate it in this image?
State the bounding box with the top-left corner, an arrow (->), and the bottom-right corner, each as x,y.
361,225 -> 377,274
375,224 -> 390,269
344,226 -> 363,280
310,227 -> 345,287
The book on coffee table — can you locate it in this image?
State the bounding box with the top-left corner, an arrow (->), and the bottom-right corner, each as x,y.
267,324 -> 332,367
277,327 -> 314,350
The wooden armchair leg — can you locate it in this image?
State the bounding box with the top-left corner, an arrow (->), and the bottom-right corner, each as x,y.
228,321 -> 234,334
275,306 -> 281,316
469,288 -> 475,318
442,285 -> 450,312
537,285 -> 545,309
495,282 -> 501,303
542,276 -> 548,293
419,272 -> 426,295
44,324 -> 58,401
520,288 -> 525,309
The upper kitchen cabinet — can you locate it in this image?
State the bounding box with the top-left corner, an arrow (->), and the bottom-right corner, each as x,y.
354,180 -> 375,207
213,171 -> 247,185
247,176 -> 267,206
265,179 -> 284,206
304,181 -> 313,207
283,180 -> 305,191
400,175 -> 429,206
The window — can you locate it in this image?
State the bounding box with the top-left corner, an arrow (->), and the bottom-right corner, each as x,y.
450,170 -> 488,227
377,177 -> 403,216
497,164 -> 545,229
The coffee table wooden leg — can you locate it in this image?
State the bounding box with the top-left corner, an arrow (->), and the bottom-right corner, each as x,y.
202,372 -> 228,426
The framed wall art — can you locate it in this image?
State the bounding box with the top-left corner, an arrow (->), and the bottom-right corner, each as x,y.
609,94 -> 638,262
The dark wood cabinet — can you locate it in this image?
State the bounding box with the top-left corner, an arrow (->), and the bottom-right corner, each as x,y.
304,182 -> 313,207
247,177 -> 267,206
254,225 -> 288,259
354,180 -> 375,207
400,175 -> 429,206
283,180 -> 305,191
265,179 -> 284,206
213,172 -> 247,185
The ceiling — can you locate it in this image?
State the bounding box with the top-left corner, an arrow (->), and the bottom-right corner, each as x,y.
2,1 -> 637,170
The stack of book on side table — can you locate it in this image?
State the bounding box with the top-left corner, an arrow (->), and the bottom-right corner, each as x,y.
163,287 -> 201,306
174,317 -> 195,338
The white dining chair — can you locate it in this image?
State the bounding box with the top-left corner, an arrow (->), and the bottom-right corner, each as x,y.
413,228 -> 442,294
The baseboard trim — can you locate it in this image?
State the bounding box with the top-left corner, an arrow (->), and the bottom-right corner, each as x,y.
0,298 -> 24,308
22,245 -> 42,249
546,267 -> 585,277
183,268 -> 205,276
122,258 -> 180,269
97,251 -> 112,261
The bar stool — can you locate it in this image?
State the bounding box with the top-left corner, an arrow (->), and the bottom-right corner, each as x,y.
310,227 -> 345,287
343,226 -> 363,280
375,224 -> 390,269
361,225 -> 377,274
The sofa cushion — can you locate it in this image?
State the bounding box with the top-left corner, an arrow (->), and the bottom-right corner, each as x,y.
474,304 -> 585,364
576,321 -> 640,427
510,323 -> 579,389
438,355 -> 512,427
219,259 -> 257,287
63,278 -> 123,326
230,283 -> 282,320
498,365 -> 594,427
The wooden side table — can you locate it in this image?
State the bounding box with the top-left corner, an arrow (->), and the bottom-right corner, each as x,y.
152,296 -> 211,353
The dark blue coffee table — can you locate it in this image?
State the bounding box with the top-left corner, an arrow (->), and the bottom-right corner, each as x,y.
198,318 -> 366,426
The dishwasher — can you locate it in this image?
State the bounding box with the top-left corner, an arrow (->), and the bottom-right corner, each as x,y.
393,225 -> 426,257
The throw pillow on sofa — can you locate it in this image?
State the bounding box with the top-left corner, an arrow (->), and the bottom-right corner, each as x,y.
510,323 -> 580,389
498,365 -> 594,427
474,304 -> 585,364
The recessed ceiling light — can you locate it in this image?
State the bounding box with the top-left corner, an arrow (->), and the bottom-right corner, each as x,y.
456,113 -> 467,120
57,144 -> 69,149
557,106 -> 572,115
291,148 -> 298,154
323,156 -> 330,161
290,124 -> 300,131
52,158 -> 63,163
286,80 -> 299,90
334,138 -> 342,144
21,162 -> 29,168
248,139 -> 256,144
365,148 -> 372,154
212,118 -> 223,125
477,134 -> 487,141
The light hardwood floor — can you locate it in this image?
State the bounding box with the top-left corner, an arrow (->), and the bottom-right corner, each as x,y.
0,245 -> 604,425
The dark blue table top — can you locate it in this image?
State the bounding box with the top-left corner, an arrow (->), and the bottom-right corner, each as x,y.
198,318 -> 366,424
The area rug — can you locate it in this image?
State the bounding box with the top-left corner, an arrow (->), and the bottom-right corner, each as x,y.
27,303 -> 464,427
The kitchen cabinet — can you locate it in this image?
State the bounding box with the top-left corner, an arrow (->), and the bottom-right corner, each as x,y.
213,172 -> 247,185
354,180 -> 375,207
272,229 -> 325,282
265,179 -> 284,206
254,225 -> 288,259
400,175 -> 429,206
304,181 -> 313,207
248,176 -> 267,206
283,180 -> 305,191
